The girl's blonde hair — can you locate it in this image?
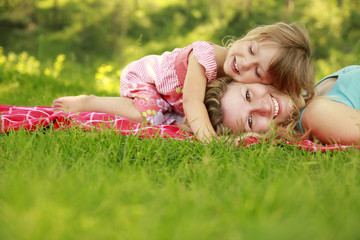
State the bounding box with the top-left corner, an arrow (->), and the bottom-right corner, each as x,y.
225,22 -> 314,100
204,76 -> 305,140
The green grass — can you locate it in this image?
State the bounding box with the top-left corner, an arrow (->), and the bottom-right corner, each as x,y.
1,55 -> 360,240
1,130 -> 360,240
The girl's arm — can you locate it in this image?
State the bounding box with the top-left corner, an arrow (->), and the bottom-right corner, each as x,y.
183,51 -> 218,142
302,98 -> 360,144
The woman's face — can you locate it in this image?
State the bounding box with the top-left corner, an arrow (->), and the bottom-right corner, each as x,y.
221,82 -> 294,134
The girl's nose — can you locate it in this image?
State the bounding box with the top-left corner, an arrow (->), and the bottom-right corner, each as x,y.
242,57 -> 256,71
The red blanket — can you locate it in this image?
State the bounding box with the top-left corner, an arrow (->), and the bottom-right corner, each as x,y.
1,104 -> 359,152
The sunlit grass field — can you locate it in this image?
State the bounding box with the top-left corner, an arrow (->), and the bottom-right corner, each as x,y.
1,51 -> 360,240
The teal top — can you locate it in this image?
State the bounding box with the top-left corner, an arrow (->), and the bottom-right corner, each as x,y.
297,65 -> 360,133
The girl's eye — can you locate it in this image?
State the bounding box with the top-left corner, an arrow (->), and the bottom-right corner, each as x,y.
249,45 -> 254,55
248,115 -> 253,129
245,90 -> 251,102
255,67 -> 261,78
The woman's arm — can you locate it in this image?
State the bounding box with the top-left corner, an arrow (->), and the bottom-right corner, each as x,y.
183,51 -> 218,142
302,98 -> 360,144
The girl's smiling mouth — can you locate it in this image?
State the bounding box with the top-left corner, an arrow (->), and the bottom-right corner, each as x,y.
232,58 -> 240,74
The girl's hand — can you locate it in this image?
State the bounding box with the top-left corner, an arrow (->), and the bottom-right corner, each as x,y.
183,52 -> 218,142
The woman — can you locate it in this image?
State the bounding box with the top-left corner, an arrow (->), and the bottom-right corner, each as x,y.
297,65 -> 360,145
204,77 -> 305,138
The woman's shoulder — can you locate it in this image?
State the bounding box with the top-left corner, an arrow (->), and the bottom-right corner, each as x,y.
302,98 -> 360,144
302,98 -> 334,123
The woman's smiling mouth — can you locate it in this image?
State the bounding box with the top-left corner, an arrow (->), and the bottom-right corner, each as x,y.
271,95 -> 281,119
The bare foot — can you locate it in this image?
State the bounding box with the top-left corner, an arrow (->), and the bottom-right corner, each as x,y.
52,95 -> 91,113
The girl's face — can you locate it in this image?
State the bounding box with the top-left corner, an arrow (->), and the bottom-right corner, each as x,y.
221,82 -> 293,134
224,40 -> 279,85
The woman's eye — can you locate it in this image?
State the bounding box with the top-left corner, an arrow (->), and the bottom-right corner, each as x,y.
245,90 -> 251,102
248,115 -> 253,129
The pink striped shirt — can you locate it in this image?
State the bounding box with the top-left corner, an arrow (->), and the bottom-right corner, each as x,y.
120,41 -> 218,124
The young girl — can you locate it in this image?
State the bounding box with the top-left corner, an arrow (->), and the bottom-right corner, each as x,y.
52,22 -> 313,142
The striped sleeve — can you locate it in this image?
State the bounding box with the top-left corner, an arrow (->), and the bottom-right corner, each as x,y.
191,41 -> 218,82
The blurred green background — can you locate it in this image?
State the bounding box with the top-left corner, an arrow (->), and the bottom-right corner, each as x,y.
1,4 -> 360,239
1,0 -> 360,83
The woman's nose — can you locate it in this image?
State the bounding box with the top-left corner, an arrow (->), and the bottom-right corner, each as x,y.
253,100 -> 272,117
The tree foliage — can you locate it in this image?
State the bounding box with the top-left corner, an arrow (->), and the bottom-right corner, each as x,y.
0,0 -> 359,79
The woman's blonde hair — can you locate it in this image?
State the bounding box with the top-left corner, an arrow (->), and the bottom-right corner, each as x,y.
224,22 -> 314,100
204,76 -> 306,140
